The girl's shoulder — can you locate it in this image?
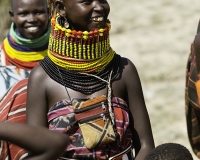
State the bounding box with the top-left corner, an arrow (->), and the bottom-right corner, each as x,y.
28,64 -> 49,86
119,56 -> 138,76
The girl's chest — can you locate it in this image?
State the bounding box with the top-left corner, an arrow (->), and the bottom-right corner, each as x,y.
46,78 -> 126,110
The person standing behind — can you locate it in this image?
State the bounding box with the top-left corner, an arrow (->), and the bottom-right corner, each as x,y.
185,20 -> 200,159
0,0 -> 50,98
0,0 -> 50,159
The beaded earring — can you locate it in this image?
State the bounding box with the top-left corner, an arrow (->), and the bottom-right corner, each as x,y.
58,14 -> 69,29
63,17 -> 69,29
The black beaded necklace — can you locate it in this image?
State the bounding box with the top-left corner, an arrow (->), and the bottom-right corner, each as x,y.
40,54 -> 121,95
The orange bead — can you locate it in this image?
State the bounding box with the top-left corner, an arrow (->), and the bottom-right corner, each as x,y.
77,31 -> 83,35
94,30 -> 99,37
72,30 -> 77,35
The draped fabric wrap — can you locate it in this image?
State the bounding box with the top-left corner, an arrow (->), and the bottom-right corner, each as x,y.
48,97 -> 132,159
186,42 -> 200,159
0,79 -> 28,160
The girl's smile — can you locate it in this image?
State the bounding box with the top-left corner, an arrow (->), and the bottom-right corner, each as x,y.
56,0 -> 110,31
10,0 -> 49,39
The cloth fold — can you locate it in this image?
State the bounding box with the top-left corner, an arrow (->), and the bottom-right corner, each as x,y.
0,78 -> 28,160
186,41 -> 200,158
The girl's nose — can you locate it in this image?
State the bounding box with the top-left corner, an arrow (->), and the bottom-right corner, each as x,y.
93,1 -> 104,11
27,14 -> 37,22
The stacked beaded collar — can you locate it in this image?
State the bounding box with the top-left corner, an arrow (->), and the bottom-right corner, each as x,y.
48,14 -> 114,72
41,15 -> 121,94
1,22 -> 50,70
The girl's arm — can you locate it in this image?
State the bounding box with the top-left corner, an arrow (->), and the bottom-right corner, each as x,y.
26,65 -> 49,127
0,121 -> 69,160
122,58 -> 155,160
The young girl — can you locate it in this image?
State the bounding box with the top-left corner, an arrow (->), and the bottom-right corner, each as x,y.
0,0 -> 50,98
26,0 -> 155,159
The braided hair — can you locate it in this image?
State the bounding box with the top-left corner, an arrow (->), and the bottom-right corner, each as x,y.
145,143 -> 193,160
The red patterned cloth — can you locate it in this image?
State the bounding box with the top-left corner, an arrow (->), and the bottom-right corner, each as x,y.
0,79 -> 28,160
48,96 -> 132,159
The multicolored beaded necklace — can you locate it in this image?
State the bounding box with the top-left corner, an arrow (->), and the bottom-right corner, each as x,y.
47,14 -> 114,72
40,14 -> 121,94
1,22 -> 50,70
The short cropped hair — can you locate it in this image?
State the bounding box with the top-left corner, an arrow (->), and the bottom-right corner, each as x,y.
11,0 -> 48,12
145,143 -> 193,160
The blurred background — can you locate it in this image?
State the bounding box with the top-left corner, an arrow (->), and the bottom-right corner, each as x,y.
0,0 -> 200,159
108,0 -> 199,159
0,0 -> 11,43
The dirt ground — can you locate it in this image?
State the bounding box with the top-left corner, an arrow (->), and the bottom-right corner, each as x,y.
108,0 -> 199,159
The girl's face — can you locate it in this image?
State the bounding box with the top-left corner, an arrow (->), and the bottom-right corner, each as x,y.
59,0 -> 110,31
10,0 -> 49,39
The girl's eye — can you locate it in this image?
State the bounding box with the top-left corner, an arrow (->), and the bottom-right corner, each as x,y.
79,0 -> 92,3
36,11 -> 46,15
79,0 -> 107,4
18,12 -> 28,16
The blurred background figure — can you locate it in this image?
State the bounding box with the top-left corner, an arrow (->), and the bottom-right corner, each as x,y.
145,143 -> 193,160
185,20 -> 200,159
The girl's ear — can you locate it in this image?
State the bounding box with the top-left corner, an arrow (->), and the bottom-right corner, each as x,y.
55,0 -> 66,17
9,10 -> 14,22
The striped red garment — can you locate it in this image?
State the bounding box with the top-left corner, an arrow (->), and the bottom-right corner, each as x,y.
0,78 -> 28,160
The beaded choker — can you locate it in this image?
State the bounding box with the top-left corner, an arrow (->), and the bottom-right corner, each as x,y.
48,14 -> 114,72
2,22 -> 50,70
49,14 -> 111,60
